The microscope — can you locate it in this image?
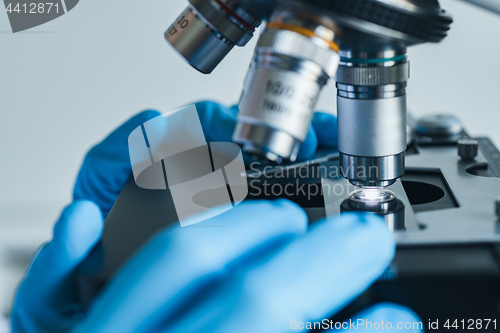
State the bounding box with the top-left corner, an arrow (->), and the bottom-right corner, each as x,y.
78,0 -> 500,329
166,0 -> 446,188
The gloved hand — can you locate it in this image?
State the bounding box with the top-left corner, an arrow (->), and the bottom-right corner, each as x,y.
11,101 -> 421,333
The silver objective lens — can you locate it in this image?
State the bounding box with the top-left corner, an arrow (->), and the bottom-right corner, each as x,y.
336,50 -> 409,187
233,22 -> 340,163
165,0 -> 260,74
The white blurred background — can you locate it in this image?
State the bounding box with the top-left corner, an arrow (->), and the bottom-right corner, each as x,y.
0,0 -> 499,328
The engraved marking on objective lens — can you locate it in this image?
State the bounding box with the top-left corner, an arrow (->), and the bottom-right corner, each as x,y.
167,8 -> 191,37
265,80 -> 316,108
262,100 -> 291,116
266,80 -> 294,98
262,100 -> 310,124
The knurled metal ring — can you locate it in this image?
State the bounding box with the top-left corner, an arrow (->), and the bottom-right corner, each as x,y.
335,62 -> 410,86
303,0 -> 452,42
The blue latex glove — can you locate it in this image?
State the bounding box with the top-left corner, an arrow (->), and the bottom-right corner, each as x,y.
11,101 -> 421,333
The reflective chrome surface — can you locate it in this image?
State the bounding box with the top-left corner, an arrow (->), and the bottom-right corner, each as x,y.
337,95 -> 407,157
233,122 -> 301,163
340,152 -> 405,188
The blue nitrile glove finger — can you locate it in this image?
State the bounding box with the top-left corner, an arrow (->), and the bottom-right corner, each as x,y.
194,101 -> 239,143
335,303 -> 423,332
195,101 -> 320,161
296,125 -> 318,160
73,110 -> 161,217
11,200 -> 103,333
312,111 -> 338,148
71,199 -> 308,333
150,213 -> 395,333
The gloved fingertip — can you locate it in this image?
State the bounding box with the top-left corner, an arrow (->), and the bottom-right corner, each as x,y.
113,110 -> 162,139
349,303 -> 423,332
358,213 -> 396,263
194,100 -> 219,110
312,112 -> 338,148
316,212 -> 395,268
194,100 -> 228,117
328,212 -> 387,230
375,302 -> 422,322
87,110 -> 162,159
194,100 -> 237,142
229,104 -> 239,116
337,212 -> 386,226
226,199 -> 308,234
271,198 -> 301,210
296,125 -> 318,160
135,109 -> 163,121
268,199 -> 309,232
53,200 -> 103,263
